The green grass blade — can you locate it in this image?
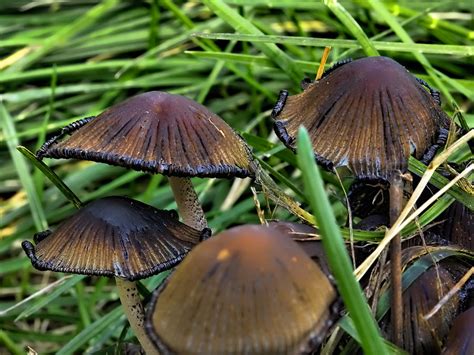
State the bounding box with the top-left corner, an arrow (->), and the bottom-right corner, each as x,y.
338,317 -> 407,354
0,104 -> 47,231
5,0 -> 119,73
324,0 -> 379,56
58,305 -> 124,355
17,146 -> 83,209
15,275 -> 86,321
193,32 -> 474,56
297,127 -> 386,353
202,0 -> 304,83
0,330 -> 24,355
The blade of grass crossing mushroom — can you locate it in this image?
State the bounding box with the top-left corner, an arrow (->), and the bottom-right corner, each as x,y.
169,177 -> 208,230
297,127 -> 386,353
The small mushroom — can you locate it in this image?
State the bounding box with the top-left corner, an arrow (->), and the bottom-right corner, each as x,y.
36,91 -> 255,230
272,56 -> 450,344
145,225 -> 339,354
22,196 -> 210,355
379,246 -> 470,355
382,264 -> 460,355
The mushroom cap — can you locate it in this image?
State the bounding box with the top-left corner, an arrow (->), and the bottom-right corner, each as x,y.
22,196 -> 210,281
381,253 -> 463,355
272,56 -> 449,180
37,91 -> 254,178
145,225 -> 338,354
442,307 -> 474,355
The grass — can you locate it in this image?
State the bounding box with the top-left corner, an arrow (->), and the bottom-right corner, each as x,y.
0,1 -> 472,354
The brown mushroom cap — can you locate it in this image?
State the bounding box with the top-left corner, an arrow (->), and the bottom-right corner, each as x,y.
22,196 -> 210,281
441,307 -> 474,355
272,56 -> 449,180
37,91 -> 254,178
381,257 -> 462,355
145,224 -> 338,354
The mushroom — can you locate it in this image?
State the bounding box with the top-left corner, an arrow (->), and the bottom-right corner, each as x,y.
145,224 -> 339,354
22,196 -> 210,355
271,56 -> 450,344
36,91 -> 255,230
272,56 -> 448,179
441,307 -> 474,355
380,254 -> 463,355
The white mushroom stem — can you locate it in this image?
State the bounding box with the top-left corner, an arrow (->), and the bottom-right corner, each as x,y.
169,176 -> 208,230
115,278 -> 158,355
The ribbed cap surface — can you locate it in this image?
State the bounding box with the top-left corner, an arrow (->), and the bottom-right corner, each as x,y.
272,56 -> 448,180
38,91 -> 254,178
383,259 -> 460,355
146,225 -> 337,354
22,196 -> 209,281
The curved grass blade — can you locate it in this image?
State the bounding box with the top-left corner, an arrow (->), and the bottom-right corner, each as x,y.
17,146 -> 83,209
13,275 -> 86,321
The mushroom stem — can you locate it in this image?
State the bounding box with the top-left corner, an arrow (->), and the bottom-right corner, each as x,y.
169,176 -> 208,230
389,173 -> 403,346
115,278 -> 158,355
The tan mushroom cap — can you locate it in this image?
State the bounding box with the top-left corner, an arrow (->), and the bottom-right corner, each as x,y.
272,56 -> 449,180
37,91 -> 255,178
22,196 -> 210,281
146,225 -> 337,354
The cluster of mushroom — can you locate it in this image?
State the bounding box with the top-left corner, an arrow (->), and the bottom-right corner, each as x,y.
25,90 -> 339,353
22,56 -> 468,354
